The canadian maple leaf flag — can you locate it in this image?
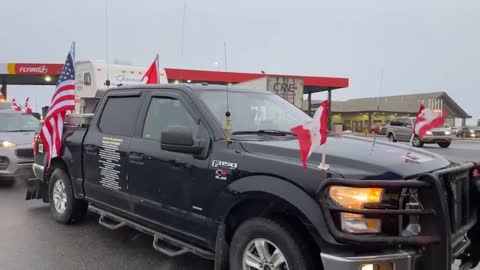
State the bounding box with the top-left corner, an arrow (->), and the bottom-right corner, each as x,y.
24,97 -> 32,114
11,98 -> 22,111
142,54 -> 159,84
414,104 -> 444,138
291,100 -> 329,170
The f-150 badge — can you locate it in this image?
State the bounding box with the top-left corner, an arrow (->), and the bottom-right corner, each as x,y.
212,160 -> 237,169
212,160 -> 237,181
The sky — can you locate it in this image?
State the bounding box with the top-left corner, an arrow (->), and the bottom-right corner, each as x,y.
2,0 -> 479,123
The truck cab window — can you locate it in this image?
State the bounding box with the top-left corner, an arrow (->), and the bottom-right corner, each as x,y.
84,72 -> 92,86
142,97 -> 196,141
98,96 -> 141,136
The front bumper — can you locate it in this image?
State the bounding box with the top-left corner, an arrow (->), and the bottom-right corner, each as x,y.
321,250 -> 416,270
0,145 -> 34,180
317,162 -> 480,270
421,135 -> 452,143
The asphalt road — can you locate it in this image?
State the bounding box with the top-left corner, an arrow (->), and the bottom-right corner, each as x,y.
0,140 -> 479,270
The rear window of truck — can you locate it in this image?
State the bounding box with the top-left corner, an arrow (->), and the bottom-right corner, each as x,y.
98,96 -> 141,136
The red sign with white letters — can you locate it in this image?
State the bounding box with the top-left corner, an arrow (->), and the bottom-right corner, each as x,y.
14,63 -> 63,75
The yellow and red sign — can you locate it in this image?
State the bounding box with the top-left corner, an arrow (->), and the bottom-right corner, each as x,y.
2,63 -> 63,75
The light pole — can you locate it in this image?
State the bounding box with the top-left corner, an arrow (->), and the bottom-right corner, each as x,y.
213,61 -> 220,72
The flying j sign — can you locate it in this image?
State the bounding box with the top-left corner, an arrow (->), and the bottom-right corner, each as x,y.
3,63 -> 64,75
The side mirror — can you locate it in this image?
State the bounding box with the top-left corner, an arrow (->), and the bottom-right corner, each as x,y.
161,126 -> 204,155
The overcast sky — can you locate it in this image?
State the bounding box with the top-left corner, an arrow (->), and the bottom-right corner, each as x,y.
2,0 -> 479,123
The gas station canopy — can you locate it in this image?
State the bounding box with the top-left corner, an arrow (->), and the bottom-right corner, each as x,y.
0,62 -> 349,114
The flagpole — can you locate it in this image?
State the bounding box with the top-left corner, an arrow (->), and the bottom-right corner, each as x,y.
318,146 -> 330,171
156,53 -> 160,84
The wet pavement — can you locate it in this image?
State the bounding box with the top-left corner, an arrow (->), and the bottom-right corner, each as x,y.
0,140 -> 479,269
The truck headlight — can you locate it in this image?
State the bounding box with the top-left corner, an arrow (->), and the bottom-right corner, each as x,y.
329,186 -> 384,234
0,141 -> 16,148
470,130 -> 475,133
444,131 -> 451,135
426,131 -> 433,135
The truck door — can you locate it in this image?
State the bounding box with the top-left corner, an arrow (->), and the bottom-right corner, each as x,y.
83,93 -> 143,212
127,90 -> 212,242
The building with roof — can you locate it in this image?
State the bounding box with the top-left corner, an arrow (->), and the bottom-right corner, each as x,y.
307,92 -> 470,132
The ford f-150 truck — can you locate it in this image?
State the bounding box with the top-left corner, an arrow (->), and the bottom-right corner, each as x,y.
27,84 -> 480,270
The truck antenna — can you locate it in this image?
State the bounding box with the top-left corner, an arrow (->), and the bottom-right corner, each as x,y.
223,41 -> 232,143
371,68 -> 384,154
105,0 -> 111,87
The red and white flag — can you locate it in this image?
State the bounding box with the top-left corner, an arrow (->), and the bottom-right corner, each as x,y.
142,54 -> 159,84
291,101 -> 329,170
40,44 -> 76,164
11,98 -> 22,111
414,104 -> 444,138
24,97 -> 32,114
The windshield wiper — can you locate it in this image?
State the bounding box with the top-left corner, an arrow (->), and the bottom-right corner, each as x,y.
232,129 -> 296,136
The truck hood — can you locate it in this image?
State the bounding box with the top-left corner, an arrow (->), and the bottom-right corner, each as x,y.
240,135 -> 450,179
0,131 -> 35,146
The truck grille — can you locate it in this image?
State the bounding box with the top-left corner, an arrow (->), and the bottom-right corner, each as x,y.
16,148 -> 34,159
432,131 -> 445,136
0,156 -> 9,170
443,171 -> 470,232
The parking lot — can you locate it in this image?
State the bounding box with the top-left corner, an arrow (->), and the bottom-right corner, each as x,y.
0,139 -> 479,270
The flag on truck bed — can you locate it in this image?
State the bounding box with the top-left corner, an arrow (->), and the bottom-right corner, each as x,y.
142,54 -> 159,84
39,43 -> 75,164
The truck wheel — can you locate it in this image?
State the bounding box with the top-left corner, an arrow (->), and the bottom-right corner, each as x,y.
388,133 -> 397,142
48,168 -> 88,224
438,142 -> 451,148
412,135 -> 424,147
229,217 -> 314,270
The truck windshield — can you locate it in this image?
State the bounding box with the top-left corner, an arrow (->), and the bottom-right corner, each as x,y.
0,113 -> 40,132
198,90 -> 311,134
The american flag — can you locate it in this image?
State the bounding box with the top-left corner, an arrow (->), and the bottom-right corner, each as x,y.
39,45 -> 75,163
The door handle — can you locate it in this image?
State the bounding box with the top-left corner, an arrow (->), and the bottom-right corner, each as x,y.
85,144 -> 99,155
129,152 -> 146,164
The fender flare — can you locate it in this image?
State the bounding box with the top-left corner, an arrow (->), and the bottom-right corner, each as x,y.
45,149 -> 83,200
212,175 -> 336,244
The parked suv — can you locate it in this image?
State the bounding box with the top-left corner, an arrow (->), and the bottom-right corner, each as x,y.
0,109 -> 40,185
386,117 -> 452,148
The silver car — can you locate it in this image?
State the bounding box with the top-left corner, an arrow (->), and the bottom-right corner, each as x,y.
386,117 -> 452,148
0,109 -> 40,185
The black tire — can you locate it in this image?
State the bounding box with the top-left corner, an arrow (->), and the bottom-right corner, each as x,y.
412,135 -> 424,147
438,142 -> 451,148
388,133 -> 397,142
229,217 -> 314,270
48,168 -> 88,224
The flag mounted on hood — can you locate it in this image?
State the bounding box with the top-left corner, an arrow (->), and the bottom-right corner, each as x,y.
142,54 -> 159,84
291,100 -> 329,170
11,98 -> 22,111
24,97 -> 32,114
414,104 -> 444,138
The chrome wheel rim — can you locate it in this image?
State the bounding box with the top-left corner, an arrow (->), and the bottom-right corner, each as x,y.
52,179 -> 67,214
242,238 -> 288,270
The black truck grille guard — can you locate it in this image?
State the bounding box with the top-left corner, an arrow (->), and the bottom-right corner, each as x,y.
317,162 -> 479,254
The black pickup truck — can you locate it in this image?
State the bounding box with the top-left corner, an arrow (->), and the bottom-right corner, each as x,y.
27,84 -> 480,270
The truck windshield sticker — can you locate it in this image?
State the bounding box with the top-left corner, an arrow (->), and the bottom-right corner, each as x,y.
99,137 -> 123,190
